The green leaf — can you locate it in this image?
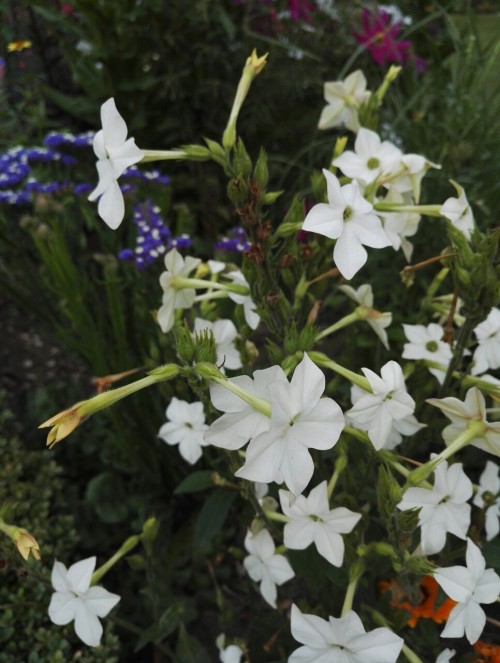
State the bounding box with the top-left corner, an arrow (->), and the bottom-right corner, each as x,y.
193,488 -> 237,553
176,626 -> 211,663
174,470 -> 214,495
85,471 -> 129,524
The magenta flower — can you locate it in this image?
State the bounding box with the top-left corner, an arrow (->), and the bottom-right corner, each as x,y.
288,0 -> 316,22
354,8 -> 426,72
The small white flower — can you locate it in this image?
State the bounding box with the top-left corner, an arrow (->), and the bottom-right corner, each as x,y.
88,98 -> 144,229
302,170 -> 391,280
333,128 -> 402,187
289,604 -> 404,663
279,481 -> 361,567
236,354 -> 345,496
225,270 -> 260,330
243,529 -> 294,608
439,181 -> 475,240
347,360 -> 415,450
48,556 -> 120,647
158,249 -> 201,333
473,461 -> 499,541
397,458 -> 472,555
339,283 -> 392,348
378,190 -> 420,261
158,398 -> 209,464
216,634 -> 243,663
193,318 -> 242,371
435,649 -> 455,663
402,323 -> 453,384
428,387 -> 500,457
434,538 -> 500,644
472,308 -> 500,376
384,153 -> 440,202
318,70 -> 371,133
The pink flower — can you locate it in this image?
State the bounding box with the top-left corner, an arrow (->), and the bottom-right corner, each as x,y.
288,0 -> 316,22
354,8 -> 426,72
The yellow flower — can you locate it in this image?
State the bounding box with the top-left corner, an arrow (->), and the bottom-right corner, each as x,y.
7,40 -> 32,52
39,404 -> 87,448
14,529 -> 41,561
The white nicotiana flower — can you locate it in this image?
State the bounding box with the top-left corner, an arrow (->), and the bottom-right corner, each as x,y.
318,70 -> 371,133
349,384 -> 425,451
439,181 -> 475,240
88,98 -> 144,229
48,556 -> 120,647
473,461 -> 499,541
225,270 -> 260,330
216,634 -> 243,663
302,170 -> 391,280
208,260 -> 226,274
236,353 -> 345,496
158,397 -> 208,464
279,481 -> 361,567
243,529 -> 294,608
332,128 -> 402,187
339,283 -> 392,349
378,190 -> 421,261
158,249 -> 201,333
193,318 -> 242,371
434,538 -> 500,644
289,605 -> 404,663
435,649 -> 455,663
397,458 -> 472,555
204,366 -> 285,450
383,153 -> 441,202
402,323 -> 453,384
472,308 -> 500,376
428,387 -> 500,457
346,360 -> 416,450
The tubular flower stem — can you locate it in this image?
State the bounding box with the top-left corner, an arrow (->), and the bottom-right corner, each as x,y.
315,309 -> 363,341
374,202 -> 442,216
264,510 -> 290,523
91,534 -> 141,586
341,574 -> 361,617
195,363 -> 272,417
401,644 -> 425,663
309,352 -> 372,392
140,149 -> 189,162
40,364 -> 180,447
171,277 -> 249,296
327,453 -> 348,498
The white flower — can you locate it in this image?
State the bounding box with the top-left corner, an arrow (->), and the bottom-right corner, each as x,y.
243,529 -> 294,608
397,458 -> 472,554
225,270 -> 260,330
235,353 -> 345,496
402,323 -> 453,384
302,170 -> 391,280
346,361 -> 415,450
332,128 -> 402,187
204,366 -> 285,450
193,318 -> 242,371
88,98 -> 144,229
48,556 -> 120,647
158,397 -> 208,464
208,260 -> 226,274
435,650 -> 455,663
279,481 -> 361,567
434,538 -> 500,644
378,190 -> 420,261
384,154 -> 440,202
428,387 -> 500,457
339,283 -> 392,349
473,461 -> 499,541
216,634 -> 243,663
158,249 -> 201,333
472,308 -> 500,375
439,181 -> 475,240
289,605 -> 404,663
318,70 -> 371,133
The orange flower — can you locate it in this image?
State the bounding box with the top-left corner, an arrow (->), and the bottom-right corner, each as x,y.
91,367 -> 141,394
474,641 -> 500,663
7,40 -> 32,52
380,576 -> 456,627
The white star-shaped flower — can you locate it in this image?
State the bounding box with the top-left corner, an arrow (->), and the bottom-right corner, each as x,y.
472,308 -> 500,375
216,634 -> 243,663
48,556 -> 120,647
439,181 -> 475,240
157,249 -> 201,333
333,128 -> 402,187
279,481 -> 361,567
384,153 -> 440,202
339,283 -> 392,348
378,190 -> 421,261
428,387 -> 500,457
158,397 -> 208,464
225,270 -> 260,330
473,461 -> 499,541
402,323 -> 453,384
397,458 -> 472,554
302,170 -> 391,280
243,529 -> 294,608
289,605 -> 404,663
434,538 -> 500,644
346,360 -> 415,450
318,70 -> 371,133
236,353 -> 345,496
193,318 -> 242,371
88,98 -> 144,229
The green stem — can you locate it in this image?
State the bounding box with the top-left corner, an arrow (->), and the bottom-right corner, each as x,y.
401,644 -> 425,663
172,277 -> 249,296
264,510 -> 289,523
439,317 -> 476,396
374,203 -> 442,216
315,310 -> 362,342
309,352 -> 372,391
341,576 -> 360,616
193,291 -> 228,303
91,534 -> 141,586
141,149 -> 188,162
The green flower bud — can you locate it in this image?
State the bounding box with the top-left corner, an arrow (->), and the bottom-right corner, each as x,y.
253,148 -> 269,188
233,138 -> 252,178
